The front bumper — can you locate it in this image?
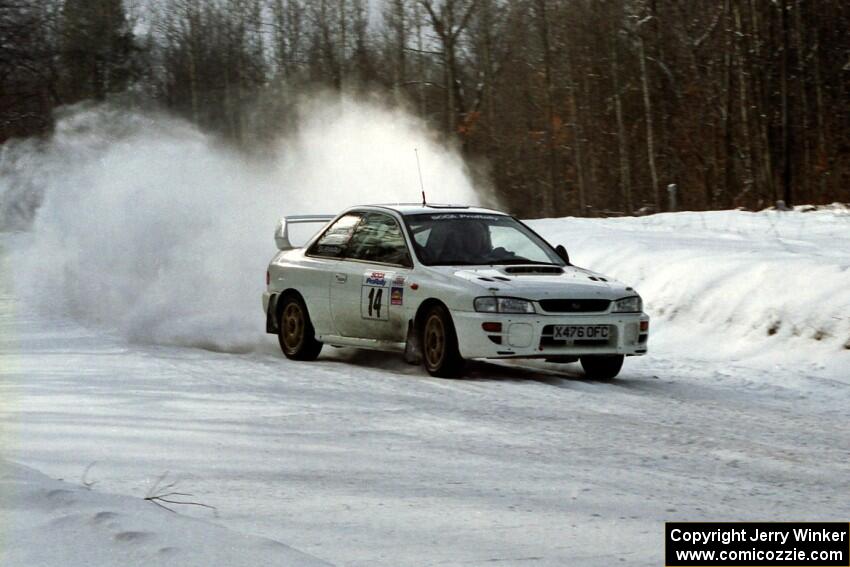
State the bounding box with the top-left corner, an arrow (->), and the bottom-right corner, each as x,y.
452,310 -> 649,359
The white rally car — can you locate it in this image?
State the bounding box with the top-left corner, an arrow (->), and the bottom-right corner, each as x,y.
263,204 -> 649,378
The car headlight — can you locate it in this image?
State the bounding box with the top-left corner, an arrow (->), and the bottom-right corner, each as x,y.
613,296 -> 642,313
474,296 -> 536,314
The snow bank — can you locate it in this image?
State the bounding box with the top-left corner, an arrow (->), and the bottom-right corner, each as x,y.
530,208 -> 850,370
1,99 -> 480,352
0,459 -> 331,567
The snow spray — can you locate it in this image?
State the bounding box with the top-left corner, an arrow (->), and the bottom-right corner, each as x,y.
0,96 -> 482,351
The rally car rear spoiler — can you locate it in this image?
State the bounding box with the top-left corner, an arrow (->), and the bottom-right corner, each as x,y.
274,214 -> 335,251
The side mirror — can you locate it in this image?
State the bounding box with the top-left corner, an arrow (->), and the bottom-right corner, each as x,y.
555,244 -> 570,265
274,218 -> 293,251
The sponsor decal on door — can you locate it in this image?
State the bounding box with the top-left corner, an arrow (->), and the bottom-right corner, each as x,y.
390,287 -> 404,306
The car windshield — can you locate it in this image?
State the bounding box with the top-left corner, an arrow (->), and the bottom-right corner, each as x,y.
404,213 -> 565,266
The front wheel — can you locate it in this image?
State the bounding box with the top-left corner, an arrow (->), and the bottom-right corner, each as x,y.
278,295 -> 323,361
421,304 -> 465,378
580,354 -> 624,380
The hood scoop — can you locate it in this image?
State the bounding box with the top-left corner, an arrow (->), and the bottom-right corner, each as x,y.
503,266 -> 564,275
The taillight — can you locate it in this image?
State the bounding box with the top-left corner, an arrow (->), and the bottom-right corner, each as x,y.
266,270 -> 270,286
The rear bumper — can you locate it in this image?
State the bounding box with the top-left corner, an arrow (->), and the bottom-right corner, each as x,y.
451,310 -> 649,359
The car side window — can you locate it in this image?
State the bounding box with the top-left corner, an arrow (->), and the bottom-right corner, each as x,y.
412,227 -> 431,247
306,213 -> 361,258
345,212 -> 412,267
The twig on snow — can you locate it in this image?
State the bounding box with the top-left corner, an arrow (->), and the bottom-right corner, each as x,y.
81,461 -> 98,490
143,471 -> 217,516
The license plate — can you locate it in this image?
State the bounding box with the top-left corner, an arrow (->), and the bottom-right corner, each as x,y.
552,325 -> 610,340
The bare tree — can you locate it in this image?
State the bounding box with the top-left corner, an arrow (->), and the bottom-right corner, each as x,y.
3,0 -> 850,213
419,0 -> 479,134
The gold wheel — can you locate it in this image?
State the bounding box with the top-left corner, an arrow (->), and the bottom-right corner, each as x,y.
424,313 -> 445,370
282,301 -> 305,353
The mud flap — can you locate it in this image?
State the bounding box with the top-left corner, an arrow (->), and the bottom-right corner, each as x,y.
403,320 -> 422,365
265,294 -> 279,334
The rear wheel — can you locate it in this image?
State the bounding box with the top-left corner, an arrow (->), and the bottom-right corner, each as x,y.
580,354 -> 624,380
421,304 -> 465,378
278,295 -> 322,361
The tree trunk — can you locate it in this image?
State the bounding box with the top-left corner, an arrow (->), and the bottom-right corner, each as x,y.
721,0 -> 734,209
535,0 -> 557,215
338,0 -> 347,89
748,0 -> 774,205
611,36 -> 632,214
637,33 -> 660,211
809,1 -> 827,200
415,3 -> 426,116
733,0 -> 755,204
393,0 -> 406,98
780,0 -> 793,206
793,0 -> 810,203
445,38 -> 456,133
564,51 -> 586,215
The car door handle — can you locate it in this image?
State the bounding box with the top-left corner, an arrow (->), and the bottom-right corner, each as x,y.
335,273 -> 347,283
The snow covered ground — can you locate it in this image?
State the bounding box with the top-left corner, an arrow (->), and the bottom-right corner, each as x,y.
2,208 -> 848,566
0,459 -> 331,567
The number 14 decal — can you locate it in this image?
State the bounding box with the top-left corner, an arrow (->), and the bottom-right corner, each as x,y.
367,288 -> 383,318
361,285 -> 389,320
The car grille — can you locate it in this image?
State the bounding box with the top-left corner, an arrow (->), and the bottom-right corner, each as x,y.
538,299 -> 611,313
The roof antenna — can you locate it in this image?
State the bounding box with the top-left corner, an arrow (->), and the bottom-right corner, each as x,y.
414,148 -> 426,206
